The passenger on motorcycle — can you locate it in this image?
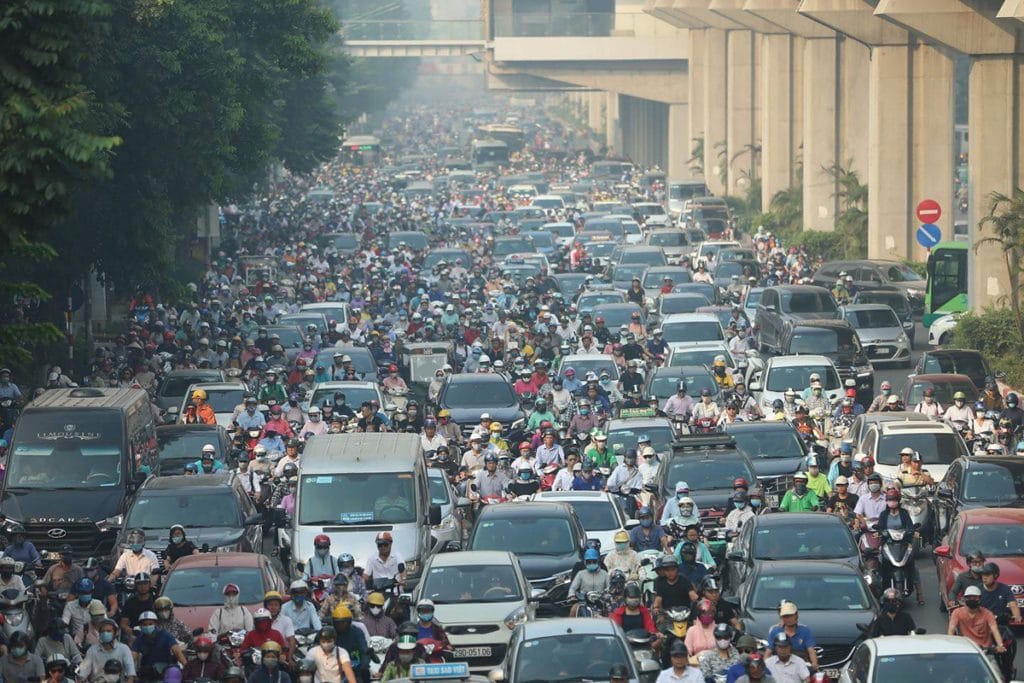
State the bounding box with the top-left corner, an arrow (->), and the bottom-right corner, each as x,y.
248,641 -> 292,683
605,530 -> 640,580
683,599 -> 718,657
132,611 -> 187,672
630,507 -> 670,552
208,583 -> 255,635
78,619 -> 135,682
318,573 -> 362,621
506,463 -> 541,498
36,618 -> 82,667
914,387 -> 944,417
691,387 -> 720,424
605,448 -> 643,494
674,537 -> 713,581
947,585 -> 1006,655
725,491 -> 755,532
699,622 -> 743,680
153,595 -> 191,644
570,548 -> 610,615
897,451 -> 934,487
660,484 -> 701,526
779,472 -> 819,512
948,551 -> 987,604
610,581 -> 658,638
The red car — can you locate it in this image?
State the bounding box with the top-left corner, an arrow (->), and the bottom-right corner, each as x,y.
934,507 -> 1024,611
159,552 -> 287,632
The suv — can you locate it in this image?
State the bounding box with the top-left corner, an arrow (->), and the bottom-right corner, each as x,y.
913,349 -> 994,392
755,285 -> 839,353
769,319 -> 874,406
466,501 -> 587,607
812,259 -> 926,313
749,354 -> 844,415
858,419 -> 969,482
113,474 -> 263,562
655,435 -> 758,528
934,455 -> 1024,537
437,374 -> 524,438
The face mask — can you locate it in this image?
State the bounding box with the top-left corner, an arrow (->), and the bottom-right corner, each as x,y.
586,562 -> 599,573
50,630 -> 64,641
131,544 -> 144,553
965,599 -> 981,609
882,600 -> 899,612
733,501 -> 745,510
197,652 -> 210,662
680,506 -> 693,516
316,547 -> 329,558
224,595 -> 239,608
716,639 -> 732,650
625,597 -> 641,608
399,653 -> 414,665
140,626 -> 155,636
698,614 -> 714,626
299,676 -> 314,683
292,595 -> 305,605
263,658 -> 279,670
615,542 -> 629,553
79,594 -> 92,604
418,611 -> 433,623
750,499 -> 762,508
10,647 -> 26,658
869,483 -> 881,493
320,641 -> 335,653
100,631 -> 115,644
887,500 -> 899,508
640,518 -> 652,528
369,606 -> 382,616
580,408 -> 590,416
472,443 -> 481,451
247,408 -> 256,415
794,484 -> 806,495
519,472 -> 531,481
158,610 -> 171,620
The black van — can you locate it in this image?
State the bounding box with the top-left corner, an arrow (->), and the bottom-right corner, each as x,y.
3,388 -> 157,559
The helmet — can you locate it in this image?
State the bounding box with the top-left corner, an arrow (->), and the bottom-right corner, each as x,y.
191,389 -> 208,400
679,541 -> 697,557
138,611 -> 158,623
953,391 -> 967,400
367,592 -> 386,607
624,582 -> 642,599
702,576 -> 720,592
73,577 -> 95,594
583,548 -> 600,562
732,477 -> 748,489
713,622 -> 734,639
259,641 -> 283,655
314,534 -> 330,548
223,667 -> 245,682
489,422 -> 502,433
263,590 -> 283,604
45,654 -> 70,671
134,572 -> 152,584
194,635 -> 214,650
981,562 -> 1000,577
282,462 -> 299,478
656,554 -> 678,569
297,660 -> 317,674
254,608 -> 272,621
331,603 -> 353,620
153,596 -> 173,611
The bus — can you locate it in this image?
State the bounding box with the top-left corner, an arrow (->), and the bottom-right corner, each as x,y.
475,124 -> 525,151
471,139 -> 509,168
668,179 -> 710,219
924,241 -> 969,326
340,134 -> 381,165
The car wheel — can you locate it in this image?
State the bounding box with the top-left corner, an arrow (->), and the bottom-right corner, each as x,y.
939,332 -> 950,346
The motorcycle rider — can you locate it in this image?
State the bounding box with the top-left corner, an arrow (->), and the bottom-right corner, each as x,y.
943,391 -> 974,423
300,405 -> 327,438
42,545 -> 84,594
183,388 -> 217,425
698,622 -> 743,681
411,598 -> 450,655
473,453 -> 510,502
766,602 -> 819,674
876,488 -> 924,605
725,490 -> 754,532
610,581 -> 658,641
948,585 -> 1006,660
0,631 -> 44,681
318,574 -> 361,621
207,583 -> 254,635
660,483 -> 701,526
0,557 -> 24,593
690,387 -> 720,425
247,641 -> 291,683
663,381 -> 695,419
361,592 -> 397,639
281,580 -> 322,632
897,451 -> 934,487
947,551 -> 987,605
364,531 -> 405,588
506,463 -> 541,498
567,398 -> 600,438
803,457 -> 831,499
605,530 -> 640,580
674,541 -> 709,586
1000,393 -> 1024,431
78,619 -> 136,682
571,458 -> 604,491
131,610 -> 187,674
569,548 -> 610,616
854,471 -> 886,529
605,448 -> 643,495
584,432 -> 616,470
3,524 -> 41,571
181,635 -> 227,683
779,472 -> 819,512
36,618 -> 83,667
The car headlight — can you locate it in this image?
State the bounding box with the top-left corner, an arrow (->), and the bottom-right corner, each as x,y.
898,333 -> 909,344
432,515 -> 455,530
553,569 -> 573,585
906,288 -> 923,298
504,606 -> 528,630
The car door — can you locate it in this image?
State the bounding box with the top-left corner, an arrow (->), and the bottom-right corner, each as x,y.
236,481 -> 262,553
840,643 -> 872,683
935,515 -> 963,600
727,520 -> 756,587
934,461 -> 963,535
756,289 -> 778,349
860,426 -> 879,459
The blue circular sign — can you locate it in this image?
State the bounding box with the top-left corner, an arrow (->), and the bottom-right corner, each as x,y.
917,223 -> 941,249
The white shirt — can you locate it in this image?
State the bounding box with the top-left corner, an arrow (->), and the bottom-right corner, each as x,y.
606,465 -> 643,492
364,551 -> 406,583
271,612 -> 295,639
655,666 -> 705,683
112,549 -> 159,576
421,432 -> 447,452
310,642 -> 351,683
551,468 -> 575,491
765,654 -> 811,683
274,454 -> 301,477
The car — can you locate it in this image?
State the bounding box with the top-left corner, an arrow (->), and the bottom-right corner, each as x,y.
839,634 -> 1006,683
175,382 -> 245,428
465,501 -> 587,606
576,289 -> 627,317
155,424 -> 233,476
851,289 -> 916,344
533,490 -> 636,552
422,248 -> 474,272
666,343 -> 736,370
858,419 -> 969,483
588,302 -> 646,331
672,281 -> 719,305
488,617 -> 659,682
934,507 -> 1024,612
614,245 -> 668,268
387,230 -> 430,251
413,551 -> 538,670
502,252 -> 550,274
655,435 -> 756,527
933,456 -> 1024,537
645,229 -> 692,265
492,236 -> 534,259
632,201 -> 671,227
812,259 -> 926,313
660,312 -> 726,346
755,285 -> 840,353
641,266 -> 692,301
928,312 -> 962,346
604,417 -> 678,462
743,286 -> 763,320
725,513 -> 862,590
305,380 -> 385,414
320,232 -> 359,253
696,305 -> 749,338
914,349 -> 994,391
749,354 -> 844,415
735,559 -> 877,680
437,374 -> 524,438
428,467 -> 467,549
277,313 -> 327,336
312,346 -> 378,381
841,303 -> 913,367
159,552 -> 286,631
692,239 -> 740,265
717,247 -> 758,263
610,263 -> 649,292
724,422 -> 808,494
844,412 -> 931,453
712,258 -> 761,290
550,272 -> 589,299
155,369 -> 225,412
541,221 -> 577,247
298,302 -> 351,327
115,474 -> 264,561
264,325 -> 307,362
558,353 -> 620,383
644,365 -> 719,412
652,293 -> 710,323
531,194 -> 566,210
522,230 -> 557,257
901,373 -> 977,410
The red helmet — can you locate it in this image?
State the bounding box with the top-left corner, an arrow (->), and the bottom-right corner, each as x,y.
519,441 -> 532,451
388,364 -> 398,373
163,331 -> 174,340
314,534 -> 330,548
733,477 -> 749,489
194,635 -> 214,650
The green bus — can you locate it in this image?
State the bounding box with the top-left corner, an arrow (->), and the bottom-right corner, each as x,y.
924,241 -> 968,327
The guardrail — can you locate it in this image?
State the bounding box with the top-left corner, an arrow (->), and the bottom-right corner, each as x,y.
340,19 -> 484,42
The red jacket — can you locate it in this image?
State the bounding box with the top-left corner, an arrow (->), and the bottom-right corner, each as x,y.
240,627 -> 286,652
610,605 -> 656,634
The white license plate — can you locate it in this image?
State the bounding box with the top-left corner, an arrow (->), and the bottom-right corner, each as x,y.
824,668 -> 842,679
875,347 -> 891,355
453,646 -> 492,658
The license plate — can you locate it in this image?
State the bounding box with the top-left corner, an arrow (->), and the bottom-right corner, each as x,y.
1016,598 -> 1024,607
453,647 -> 492,658
824,668 -> 841,679
875,347 -> 891,355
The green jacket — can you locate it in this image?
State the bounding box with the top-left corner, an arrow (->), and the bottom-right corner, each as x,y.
779,489 -> 820,512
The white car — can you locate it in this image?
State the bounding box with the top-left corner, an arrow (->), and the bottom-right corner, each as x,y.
928,312 -> 962,346
748,354 -> 844,414
660,312 -> 726,347
857,419 -> 969,483
533,490 -> 636,553
841,304 -> 913,367
428,468 -> 468,549
413,550 -> 539,671
839,634 -> 1008,683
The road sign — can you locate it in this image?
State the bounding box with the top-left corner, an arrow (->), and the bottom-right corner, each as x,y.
916,199 -> 942,224
917,223 -> 942,249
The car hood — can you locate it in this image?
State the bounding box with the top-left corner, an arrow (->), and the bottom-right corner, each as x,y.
433,600 -> 522,626
132,526 -> 245,551
858,328 -> 905,343
514,552 -> 579,581
3,487 -> 125,524
875,463 -> 950,482
685,489 -> 732,511
445,406 -> 523,428
749,457 -> 804,478
744,606 -> 874,644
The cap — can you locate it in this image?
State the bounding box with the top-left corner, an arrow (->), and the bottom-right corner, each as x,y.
779,601 -> 798,616
835,476 -> 849,485
964,585 -> 982,597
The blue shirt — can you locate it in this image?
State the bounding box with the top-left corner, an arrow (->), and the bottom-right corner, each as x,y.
4,541 -> 40,566
131,629 -> 177,666
571,475 -> 603,491
280,599 -> 321,631
236,411 -> 266,430
628,524 -> 666,552
766,624 -> 816,654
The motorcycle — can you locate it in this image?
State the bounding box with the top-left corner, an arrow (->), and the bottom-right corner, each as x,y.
573,590 -> 611,618
900,485 -> 935,547
215,629 -> 247,668
292,626 -> 317,660
0,587 -> 34,641
657,607 -> 690,668
636,549 -> 662,605
691,416 -> 719,434
610,486 -> 643,520
367,635 -> 392,677
876,524 -> 919,599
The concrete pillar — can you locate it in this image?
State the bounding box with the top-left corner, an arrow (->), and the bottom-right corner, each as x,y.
968,56 -> 1021,310
727,29 -> 756,196
704,28 -> 728,196
867,45 -> 911,258
839,39 -> 870,182
668,103 -> 691,179
803,37 -> 839,232
761,33 -> 798,210
689,29 -> 706,177
606,91 -> 622,155
587,91 -> 604,134
910,43 -> 955,262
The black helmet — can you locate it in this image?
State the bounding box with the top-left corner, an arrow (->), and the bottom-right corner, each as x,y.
679,541 -> 697,557
282,462 -> 299,478
397,620 -> 419,637
713,622 -> 734,640
609,570 -> 627,590
297,659 -> 317,674
104,660 -> 125,676
623,582 -> 642,599
702,576 -> 720,592
981,562 -> 1000,578
222,666 -> 245,682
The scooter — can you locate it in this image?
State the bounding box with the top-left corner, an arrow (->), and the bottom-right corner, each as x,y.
0,587 -> 34,641
657,607 -> 690,668
877,524 -> 919,599
573,590 -> 611,618
636,549 -> 662,604
900,485 -> 935,547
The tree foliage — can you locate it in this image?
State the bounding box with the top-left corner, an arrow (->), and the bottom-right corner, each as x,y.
976,189 -> 1024,340
826,163 -> 868,259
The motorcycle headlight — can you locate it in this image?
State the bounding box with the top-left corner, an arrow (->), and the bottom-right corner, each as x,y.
405,559 -> 419,576
4,612 -> 24,626
504,606 -> 527,630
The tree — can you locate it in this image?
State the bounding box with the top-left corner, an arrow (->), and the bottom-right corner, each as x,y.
688,135 -> 704,176
826,163 -> 868,259
976,189 -> 1024,339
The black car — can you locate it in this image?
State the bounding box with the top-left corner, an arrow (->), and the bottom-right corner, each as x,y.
112,474 -> 264,563
725,513 -> 862,590
732,559 -> 877,679
914,349 -> 994,392
851,289 -> 916,344
769,318 -> 874,406
724,422 -> 808,494
672,281 -> 719,305
155,369 -> 225,412
934,456 -> 1024,536
155,424 -> 233,476
811,259 -> 925,314
466,501 -> 586,606
754,285 -> 839,353
437,373 -> 525,438
656,435 -> 756,528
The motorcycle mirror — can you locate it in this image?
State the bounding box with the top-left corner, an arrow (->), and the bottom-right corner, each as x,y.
914,627 -> 927,635
933,545 -> 952,558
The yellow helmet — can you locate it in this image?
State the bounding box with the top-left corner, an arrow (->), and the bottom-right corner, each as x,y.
259,641 -> 282,655
489,422 -> 503,433
191,389 -> 208,400
263,591 -> 283,604
367,592 -> 386,607
437,409 -> 451,419
614,530 -> 629,544
331,603 -> 352,620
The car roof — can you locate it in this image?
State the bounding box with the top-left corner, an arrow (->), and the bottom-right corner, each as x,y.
910,373 -> 975,383
869,634 -> 985,656
427,550 -> 516,567
843,303 -> 895,313
653,365 -> 712,377
725,421 -> 798,434
926,349 -> 985,358
518,617 -> 620,638
786,320 -> 853,332
960,507 -> 1024,524
311,380 -> 378,390
748,512 -> 845,528
769,354 -> 834,367
534,490 -> 614,502
661,312 -> 721,324
878,420 -> 956,434
607,417 -> 673,430
187,382 -> 244,392
157,424 -> 222,435
754,559 -> 863,575
477,501 -> 573,519
141,474 -> 234,491
563,353 -> 614,361
446,373 -> 510,385
169,552 -> 264,569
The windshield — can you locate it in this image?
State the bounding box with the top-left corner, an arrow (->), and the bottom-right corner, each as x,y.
885,263 -> 925,283
765,365 -> 842,392
299,472 -> 416,524
669,348 -> 730,368
752,524 -> 856,560
660,296 -> 709,316
750,573 -> 870,610
388,233 -> 428,250
662,321 -> 724,344
963,463 -> 1024,503
714,262 -> 745,278
162,566 -> 264,606
267,327 -> 303,349
514,634 -> 631,683
781,290 -> 837,315
608,427 -> 674,455
636,204 -> 666,216
444,380 -> 517,408
728,426 -> 805,460
790,330 -> 841,354
577,293 -> 624,314
313,350 -> 377,378
422,250 -> 471,270
961,524 -> 1024,557
545,224 -> 575,238
875,433 -> 966,465
493,239 -> 532,257
649,232 -> 687,247
872,653 -> 997,683
592,306 -> 643,329
421,564 -> 523,604
532,197 -> 562,209
644,270 -> 691,288
562,500 -> 620,531
612,264 -> 648,284
666,457 -> 753,491
856,292 -> 910,316
472,516 -> 575,556
157,431 -> 223,462
195,388 -> 243,413
923,354 -> 989,380
651,372 -> 717,399
127,492 -> 240,528
526,232 -> 554,248
428,475 -> 451,506
906,380 -> 976,406
9,410 -> 123,489
561,359 -> 619,381
846,308 -> 900,328
327,234 -> 358,250
619,251 -> 666,266
160,375 -> 217,398
309,386 -> 378,411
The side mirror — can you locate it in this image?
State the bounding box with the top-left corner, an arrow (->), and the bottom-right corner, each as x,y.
936,488 -> 954,499
644,482 -> 660,494
639,658 -> 660,673
244,513 -> 263,526
428,504 -> 442,526
455,497 -> 472,509
933,545 -> 951,558
748,381 -> 761,392
167,406 -> 180,415
625,519 -> 640,529
398,593 -> 413,605
528,588 -> 545,602
443,541 -> 462,553
103,515 -> 124,530
726,550 -> 746,562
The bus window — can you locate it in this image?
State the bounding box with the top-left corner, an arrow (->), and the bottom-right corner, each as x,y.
926,243 -> 968,325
